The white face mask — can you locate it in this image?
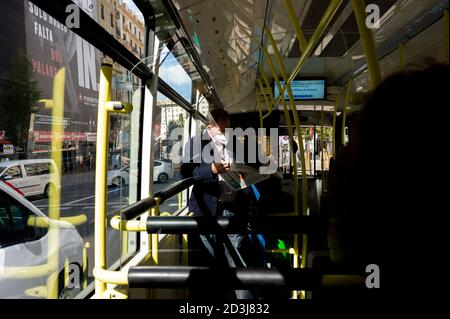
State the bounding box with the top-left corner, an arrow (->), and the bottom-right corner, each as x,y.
207,126 -> 228,145
214,133 -> 228,145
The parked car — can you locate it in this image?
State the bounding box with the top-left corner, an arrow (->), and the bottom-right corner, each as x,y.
107,160 -> 174,187
0,159 -> 61,198
0,182 -> 84,298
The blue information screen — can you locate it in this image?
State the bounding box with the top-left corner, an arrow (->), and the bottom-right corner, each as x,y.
274,80 -> 326,100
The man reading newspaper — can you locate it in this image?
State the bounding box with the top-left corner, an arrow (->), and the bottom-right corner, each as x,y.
181,109 -> 266,299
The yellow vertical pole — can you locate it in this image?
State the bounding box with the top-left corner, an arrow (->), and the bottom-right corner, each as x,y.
83,242 -> 90,289
150,204 -> 160,299
444,10 -> 449,64
264,31 -> 309,300
283,0 -> 343,91
94,64 -> 112,297
265,30 -> 307,217
399,43 -> 405,70
261,41 -> 303,299
151,205 -> 159,265
121,231 -> 129,257
259,65 -> 275,103
182,233 -> 189,265
257,79 -> 273,114
261,47 -> 299,214
256,88 -> 264,128
282,0 -> 308,53
46,68 -> 65,299
259,65 -> 275,119
341,80 -> 352,146
178,192 -> 182,210
64,258 -> 70,288
351,0 -> 382,89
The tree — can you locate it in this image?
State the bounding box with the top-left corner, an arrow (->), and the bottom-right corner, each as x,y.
165,117 -> 183,159
167,117 -> 183,139
0,52 -> 41,156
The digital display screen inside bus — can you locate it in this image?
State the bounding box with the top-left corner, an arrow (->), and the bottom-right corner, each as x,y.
274,80 -> 326,100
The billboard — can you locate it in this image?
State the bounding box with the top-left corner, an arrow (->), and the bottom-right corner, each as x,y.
24,0 -> 100,149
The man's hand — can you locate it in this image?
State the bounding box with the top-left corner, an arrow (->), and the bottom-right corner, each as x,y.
211,161 -> 230,174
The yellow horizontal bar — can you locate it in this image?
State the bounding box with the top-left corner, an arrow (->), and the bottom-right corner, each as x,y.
268,248 -> 297,255
27,215 -> 87,228
39,99 -> 53,108
110,215 -> 147,232
61,215 -> 88,226
160,212 -> 171,217
105,101 -> 133,113
93,267 -> 128,285
2,264 -> 55,279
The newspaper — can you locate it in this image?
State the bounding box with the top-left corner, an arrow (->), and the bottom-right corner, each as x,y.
220,163 -> 269,190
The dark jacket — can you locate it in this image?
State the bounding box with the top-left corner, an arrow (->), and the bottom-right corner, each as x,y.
180,131 -> 252,217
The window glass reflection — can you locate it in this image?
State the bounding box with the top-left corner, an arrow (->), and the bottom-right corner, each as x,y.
153,93 -> 190,214
0,0 -> 142,298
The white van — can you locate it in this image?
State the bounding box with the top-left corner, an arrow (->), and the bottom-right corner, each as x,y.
0,182 -> 84,298
0,159 -> 61,198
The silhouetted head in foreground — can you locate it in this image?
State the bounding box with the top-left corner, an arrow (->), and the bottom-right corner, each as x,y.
327,64 -> 449,297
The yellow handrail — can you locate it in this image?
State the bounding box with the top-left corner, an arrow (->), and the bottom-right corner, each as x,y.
351,0 -> 382,88
46,68 -> 66,298
261,45 -> 299,215
94,64 -> 133,298
257,78 -> 273,114
259,64 -> 276,120
111,215 -> 147,231
264,26 -> 311,299
2,264 -> 54,279
265,28 -> 308,216
282,0 -> 308,53
83,242 -> 90,289
27,215 -> 87,228
151,205 -> 160,265
256,88 -> 264,128
275,0 -> 344,105
3,69 -> 71,299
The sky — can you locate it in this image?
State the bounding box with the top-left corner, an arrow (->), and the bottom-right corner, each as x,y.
123,1 -> 193,103
123,0 -> 144,22
158,49 -> 193,102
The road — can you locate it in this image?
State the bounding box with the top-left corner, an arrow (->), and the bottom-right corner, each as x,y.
29,171 -> 183,284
